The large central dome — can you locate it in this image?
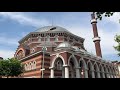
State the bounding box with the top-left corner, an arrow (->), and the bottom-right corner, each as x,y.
35,26 -> 70,32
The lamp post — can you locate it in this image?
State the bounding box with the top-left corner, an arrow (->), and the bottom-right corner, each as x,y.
41,31 -> 47,78
41,28 -> 54,78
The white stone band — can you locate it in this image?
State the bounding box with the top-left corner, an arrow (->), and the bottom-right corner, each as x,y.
41,68 -> 45,71
49,67 -> 54,69
63,65 -> 69,67
91,19 -> 97,24
93,37 -> 101,42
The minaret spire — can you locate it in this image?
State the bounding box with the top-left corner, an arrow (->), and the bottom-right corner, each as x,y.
91,12 -> 102,58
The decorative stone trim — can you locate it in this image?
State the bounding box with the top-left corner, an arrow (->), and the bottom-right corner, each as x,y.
91,19 -> 97,24
92,37 -> 101,42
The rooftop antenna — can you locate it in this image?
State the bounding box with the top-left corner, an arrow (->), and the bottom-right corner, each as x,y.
51,16 -> 55,26
52,17 -> 53,26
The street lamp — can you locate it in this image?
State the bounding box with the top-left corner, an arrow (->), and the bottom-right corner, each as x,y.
40,27 -> 55,78
41,32 -> 47,78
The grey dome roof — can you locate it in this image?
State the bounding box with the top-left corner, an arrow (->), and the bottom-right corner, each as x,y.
57,42 -> 71,48
35,26 -> 70,32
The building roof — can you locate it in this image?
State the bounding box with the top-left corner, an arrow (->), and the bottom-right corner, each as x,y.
35,26 -> 70,33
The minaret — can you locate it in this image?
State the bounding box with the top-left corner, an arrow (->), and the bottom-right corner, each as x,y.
91,12 -> 102,58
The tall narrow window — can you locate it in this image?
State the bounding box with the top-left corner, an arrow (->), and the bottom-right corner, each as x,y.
46,35 -> 50,41
38,36 -> 41,42
56,60 -> 62,70
55,35 -> 58,41
31,48 -> 35,53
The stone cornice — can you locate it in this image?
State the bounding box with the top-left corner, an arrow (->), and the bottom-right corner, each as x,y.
20,51 -> 50,61
18,30 -> 85,44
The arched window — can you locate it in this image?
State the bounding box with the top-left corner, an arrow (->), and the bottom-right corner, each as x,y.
31,48 -> 35,53
54,58 -> 64,78
104,66 -> 108,78
25,64 -> 28,71
38,37 -> 41,42
55,35 -> 58,41
87,62 -> 93,78
69,59 -> 76,78
29,62 -> 32,70
32,61 -> 36,70
99,65 -> 103,78
94,64 -> 99,78
79,60 -> 85,78
46,35 -> 50,41
56,60 -> 62,70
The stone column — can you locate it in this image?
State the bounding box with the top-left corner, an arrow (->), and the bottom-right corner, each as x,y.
102,72 -> 105,78
75,67 -> 80,78
62,67 -> 65,78
49,67 -> 54,78
92,70 -> 95,78
63,65 -> 69,78
85,68 -> 88,78
97,71 -> 100,78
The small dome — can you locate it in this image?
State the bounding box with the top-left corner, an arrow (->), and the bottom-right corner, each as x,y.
57,42 -> 71,48
72,46 -> 80,51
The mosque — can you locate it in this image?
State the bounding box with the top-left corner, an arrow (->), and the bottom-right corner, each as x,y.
14,13 -> 119,78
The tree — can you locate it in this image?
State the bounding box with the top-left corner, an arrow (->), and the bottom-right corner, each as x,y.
114,35 -> 120,56
8,58 -> 24,77
0,60 -> 11,78
94,12 -> 114,20
0,58 -> 24,78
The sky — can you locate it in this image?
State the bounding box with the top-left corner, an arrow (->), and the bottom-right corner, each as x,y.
0,12 -> 120,61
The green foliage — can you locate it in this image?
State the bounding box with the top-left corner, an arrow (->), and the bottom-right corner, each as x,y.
114,35 -> 120,56
94,12 -> 114,20
0,58 -> 24,78
0,60 -> 11,77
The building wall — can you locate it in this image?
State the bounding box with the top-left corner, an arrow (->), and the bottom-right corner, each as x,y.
22,55 -> 42,78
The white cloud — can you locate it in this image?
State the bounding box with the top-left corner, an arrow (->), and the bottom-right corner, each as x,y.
0,12 -> 50,27
0,36 -> 18,45
0,50 -> 15,59
105,12 -> 120,25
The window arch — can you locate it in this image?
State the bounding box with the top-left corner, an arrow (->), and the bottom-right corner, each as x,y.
32,61 -> 36,70
25,64 -> 28,71
29,62 -> 32,70
38,36 -> 41,42
99,65 -> 104,78
55,35 -> 58,41
46,35 -> 50,41
93,63 -> 99,78
79,60 -> 86,78
69,59 -> 76,78
31,48 -> 35,53
103,66 -> 108,78
54,57 -> 64,78
55,58 -> 63,70
87,61 -> 94,78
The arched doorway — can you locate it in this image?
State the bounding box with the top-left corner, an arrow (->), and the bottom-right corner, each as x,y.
99,65 -> 104,78
69,60 -> 76,78
107,66 -> 111,78
54,57 -> 64,78
68,56 -> 80,78
103,66 -> 108,78
79,60 -> 87,78
87,61 -> 94,78
94,63 -> 100,78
